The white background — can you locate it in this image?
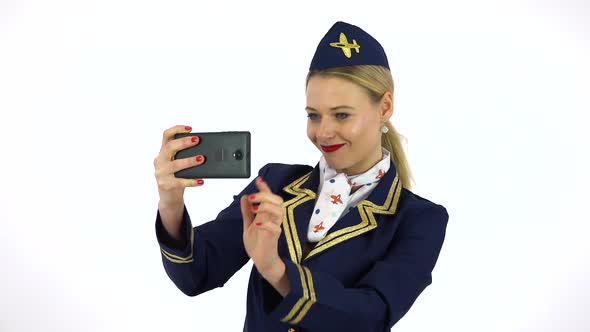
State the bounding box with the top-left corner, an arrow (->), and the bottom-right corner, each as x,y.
1,0 -> 589,331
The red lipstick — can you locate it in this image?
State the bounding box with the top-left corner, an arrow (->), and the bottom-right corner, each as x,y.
320,144 -> 345,152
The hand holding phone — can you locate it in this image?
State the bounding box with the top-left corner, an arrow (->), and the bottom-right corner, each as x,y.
153,125 -> 207,238
173,131 -> 251,179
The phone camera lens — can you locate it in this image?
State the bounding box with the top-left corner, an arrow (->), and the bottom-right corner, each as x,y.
233,150 -> 243,160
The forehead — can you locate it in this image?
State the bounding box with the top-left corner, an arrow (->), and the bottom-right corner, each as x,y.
306,76 -> 368,106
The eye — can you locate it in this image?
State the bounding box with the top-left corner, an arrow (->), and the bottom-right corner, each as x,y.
335,113 -> 349,119
307,113 -> 319,120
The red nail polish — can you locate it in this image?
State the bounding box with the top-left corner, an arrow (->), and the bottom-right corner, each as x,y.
249,194 -> 255,200
252,205 -> 258,211
191,136 -> 198,143
185,126 -> 192,131
196,155 -> 203,162
196,179 -> 204,185
255,222 -> 262,226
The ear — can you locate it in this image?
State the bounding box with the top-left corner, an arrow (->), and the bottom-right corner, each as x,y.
379,91 -> 394,122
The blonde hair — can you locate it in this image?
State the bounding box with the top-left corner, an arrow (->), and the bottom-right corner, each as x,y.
306,65 -> 414,189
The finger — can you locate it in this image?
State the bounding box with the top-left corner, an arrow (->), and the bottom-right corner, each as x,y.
178,178 -> 204,187
248,191 -> 283,206
254,220 -> 282,236
155,176 -> 203,191
154,153 -> 205,180
169,153 -> 206,174
161,125 -> 193,147
252,203 -> 283,226
240,195 -> 255,231
164,134 -> 201,161
255,177 -> 272,193
184,178 -> 204,187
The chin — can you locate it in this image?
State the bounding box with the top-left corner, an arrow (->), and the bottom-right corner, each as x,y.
323,156 -> 352,172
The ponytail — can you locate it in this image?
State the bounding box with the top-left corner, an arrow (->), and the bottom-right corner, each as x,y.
381,121 -> 413,189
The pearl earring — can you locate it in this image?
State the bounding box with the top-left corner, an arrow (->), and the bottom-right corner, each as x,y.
381,124 -> 389,134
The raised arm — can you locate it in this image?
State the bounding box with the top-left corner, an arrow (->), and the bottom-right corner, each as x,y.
155,164 -> 272,296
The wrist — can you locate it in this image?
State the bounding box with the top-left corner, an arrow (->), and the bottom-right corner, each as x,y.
158,200 -> 185,240
259,258 -> 285,284
158,199 -> 184,211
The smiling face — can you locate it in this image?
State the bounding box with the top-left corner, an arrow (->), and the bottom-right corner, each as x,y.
306,75 -> 393,175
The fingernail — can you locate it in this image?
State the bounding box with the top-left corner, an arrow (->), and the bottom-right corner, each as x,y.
252,205 -> 258,211
191,136 -> 198,143
196,155 -> 203,162
255,222 -> 262,226
196,179 -> 204,185
185,126 -> 192,131
249,194 -> 255,200
259,177 -> 265,183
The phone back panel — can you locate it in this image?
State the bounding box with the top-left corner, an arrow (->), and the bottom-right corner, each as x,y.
173,131 -> 250,179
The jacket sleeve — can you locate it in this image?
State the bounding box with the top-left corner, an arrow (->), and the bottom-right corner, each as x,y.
265,204 -> 449,330
155,164 -> 272,296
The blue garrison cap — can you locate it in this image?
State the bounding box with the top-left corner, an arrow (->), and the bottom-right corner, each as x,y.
309,21 -> 390,71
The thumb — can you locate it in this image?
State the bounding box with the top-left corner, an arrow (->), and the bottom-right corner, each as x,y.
240,195 -> 254,231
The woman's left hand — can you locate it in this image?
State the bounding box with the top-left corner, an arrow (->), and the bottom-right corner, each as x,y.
240,177 -> 284,275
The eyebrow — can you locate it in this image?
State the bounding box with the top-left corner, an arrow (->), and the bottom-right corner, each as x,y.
305,105 -> 355,112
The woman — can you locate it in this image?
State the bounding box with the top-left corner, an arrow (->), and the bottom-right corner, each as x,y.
153,21 -> 448,332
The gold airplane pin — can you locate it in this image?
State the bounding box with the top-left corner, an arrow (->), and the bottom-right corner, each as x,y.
329,32 -> 360,58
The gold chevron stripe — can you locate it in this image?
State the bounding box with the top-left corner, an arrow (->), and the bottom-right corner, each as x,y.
303,174 -> 401,261
291,266 -> 316,324
161,250 -> 194,263
280,263 -> 310,323
282,172 -> 316,263
161,226 -> 194,263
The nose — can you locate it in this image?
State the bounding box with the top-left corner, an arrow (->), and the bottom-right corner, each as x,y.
316,118 -> 336,141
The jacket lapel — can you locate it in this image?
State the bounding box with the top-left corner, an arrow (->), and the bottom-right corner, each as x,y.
281,160 -> 403,264
281,164 -> 320,264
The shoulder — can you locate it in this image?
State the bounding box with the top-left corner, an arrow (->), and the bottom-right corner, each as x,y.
388,188 -> 449,275
396,187 -> 449,229
256,162 -> 314,190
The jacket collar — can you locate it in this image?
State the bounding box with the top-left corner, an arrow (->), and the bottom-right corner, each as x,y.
281,159 -> 403,263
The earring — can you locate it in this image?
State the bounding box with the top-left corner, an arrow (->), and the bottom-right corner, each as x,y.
381,124 -> 389,134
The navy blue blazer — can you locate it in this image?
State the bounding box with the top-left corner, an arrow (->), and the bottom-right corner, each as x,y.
155,161 -> 448,332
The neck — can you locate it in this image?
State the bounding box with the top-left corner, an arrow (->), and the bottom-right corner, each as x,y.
350,185 -> 363,194
337,147 -> 384,176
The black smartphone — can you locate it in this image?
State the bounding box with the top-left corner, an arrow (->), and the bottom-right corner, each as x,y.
173,131 -> 250,179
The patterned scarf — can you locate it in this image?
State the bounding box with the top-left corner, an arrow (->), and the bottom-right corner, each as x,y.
307,148 -> 391,242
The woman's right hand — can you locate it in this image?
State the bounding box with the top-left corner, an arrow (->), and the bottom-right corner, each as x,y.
154,125 -> 205,208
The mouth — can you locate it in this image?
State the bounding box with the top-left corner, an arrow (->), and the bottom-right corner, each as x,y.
320,144 -> 345,152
